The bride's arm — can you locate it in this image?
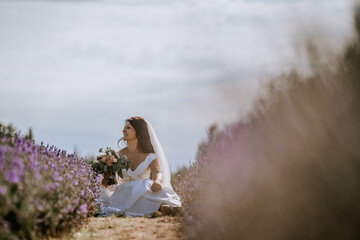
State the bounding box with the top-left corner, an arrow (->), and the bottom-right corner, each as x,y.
149,159 -> 162,192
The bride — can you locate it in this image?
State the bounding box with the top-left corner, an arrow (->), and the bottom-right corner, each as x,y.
97,116 -> 181,217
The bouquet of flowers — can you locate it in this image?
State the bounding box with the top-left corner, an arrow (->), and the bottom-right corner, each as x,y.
92,147 -> 129,185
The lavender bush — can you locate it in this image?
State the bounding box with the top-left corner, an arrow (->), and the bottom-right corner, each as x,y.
174,122 -> 251,238
176,6 -> 360,240
0,124 -> 102,239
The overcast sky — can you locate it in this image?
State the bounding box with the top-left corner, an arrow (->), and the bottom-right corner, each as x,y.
0,0 -> 353,171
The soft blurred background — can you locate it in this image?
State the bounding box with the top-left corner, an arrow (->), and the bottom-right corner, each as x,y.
0,0 -> 353,172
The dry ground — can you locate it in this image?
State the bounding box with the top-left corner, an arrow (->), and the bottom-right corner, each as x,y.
59,216 -> 186,240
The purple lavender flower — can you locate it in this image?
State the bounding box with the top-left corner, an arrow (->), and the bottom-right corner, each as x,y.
78,203 -> 88,215
6,170 -> 22,183
0,185 -> 7,195
67,204 -> 73,212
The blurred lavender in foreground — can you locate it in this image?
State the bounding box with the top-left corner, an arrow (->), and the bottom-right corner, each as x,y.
176,4 -> 360,240
0,124 -> 102,239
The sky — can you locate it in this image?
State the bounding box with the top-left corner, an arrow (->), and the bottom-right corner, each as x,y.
0,0 -> 353,171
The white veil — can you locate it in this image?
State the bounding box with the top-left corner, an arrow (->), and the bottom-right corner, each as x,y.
145,120 -> 172,189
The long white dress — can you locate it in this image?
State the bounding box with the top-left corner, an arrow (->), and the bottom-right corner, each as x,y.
97,153 -> 181,217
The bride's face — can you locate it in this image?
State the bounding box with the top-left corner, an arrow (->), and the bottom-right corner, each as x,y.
123,121 -> 137,141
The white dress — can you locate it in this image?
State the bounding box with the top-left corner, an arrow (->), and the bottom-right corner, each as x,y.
97,153 -> 181,217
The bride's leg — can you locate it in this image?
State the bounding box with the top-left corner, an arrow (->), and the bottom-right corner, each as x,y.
151,203 -> 165,218
152,210 -> 163,218
160,204 -> 181,216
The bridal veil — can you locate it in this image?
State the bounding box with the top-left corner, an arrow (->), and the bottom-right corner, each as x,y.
145,120 -> 172,189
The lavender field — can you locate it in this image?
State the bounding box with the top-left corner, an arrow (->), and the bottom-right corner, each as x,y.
0,124 -> 102,239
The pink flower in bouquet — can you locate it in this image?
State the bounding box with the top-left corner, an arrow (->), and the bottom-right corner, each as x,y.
106,155 -> 115,166
100,155 -> 114,166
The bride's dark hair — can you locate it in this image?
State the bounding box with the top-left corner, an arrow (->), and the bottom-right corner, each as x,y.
117,116 -> 155,153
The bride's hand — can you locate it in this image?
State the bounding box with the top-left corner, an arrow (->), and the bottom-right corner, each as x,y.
101,174 -> 108,188
151,182 -> 162,192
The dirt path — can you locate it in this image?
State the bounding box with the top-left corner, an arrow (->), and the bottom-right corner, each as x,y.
66,216 -> 186,240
